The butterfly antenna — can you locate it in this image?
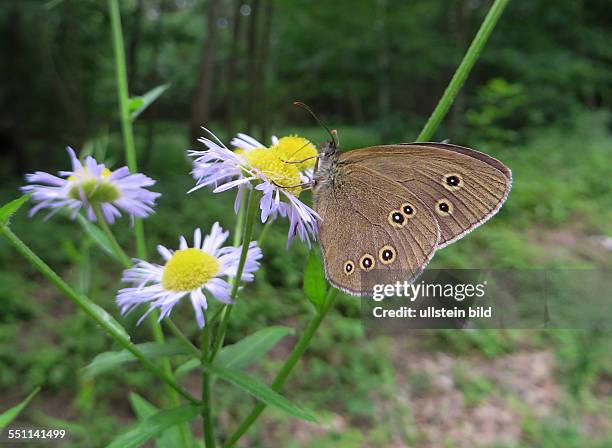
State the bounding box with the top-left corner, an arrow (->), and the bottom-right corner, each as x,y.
293,101 -> 337,147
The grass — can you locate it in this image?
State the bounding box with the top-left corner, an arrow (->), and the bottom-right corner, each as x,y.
1,110 -> 612,446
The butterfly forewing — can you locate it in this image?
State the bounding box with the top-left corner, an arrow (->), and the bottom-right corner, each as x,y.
314,165 -> 440,295
339,143 -> 512,248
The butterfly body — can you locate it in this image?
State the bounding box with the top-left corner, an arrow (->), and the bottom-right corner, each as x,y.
312,141 -> 512,296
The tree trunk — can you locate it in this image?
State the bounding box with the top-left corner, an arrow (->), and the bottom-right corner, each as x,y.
190,0 -> 222,142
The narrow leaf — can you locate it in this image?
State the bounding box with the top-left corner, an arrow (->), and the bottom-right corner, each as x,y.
128,97 -> 145,113
129,393 -> 186,448
175,327 -> 291,379
130,83 -> 171,121
303,250 -> 327,311
206,363 -> 316,422
84,341 -> 189,378
76,214 -> 118,260
106,404 -> 201,448
0,387 -> 41,430
0,194 -> 30,227
217,326 -> 293,370
129,393 -> 156,419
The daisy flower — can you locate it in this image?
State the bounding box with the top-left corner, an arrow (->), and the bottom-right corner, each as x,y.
21,147 -> 160,224
117,223 -> 262,328
189,131 -> 319,246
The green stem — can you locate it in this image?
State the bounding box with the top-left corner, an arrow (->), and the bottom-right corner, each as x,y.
416,0 -> 510,142
201,312 -> 216,448
224,288 -> 339,447
165,319 -> 201,358
152,320 -> 193,447
92,205 -> 132,268
94,208 -> 193,443
108,5 -> 192,444
256,220 -> 273,247
108,0 -> 146,260
232,191 -> 248,247
0,226 -> 198,405
210,191 -> 259,359
207,305 -> 225,327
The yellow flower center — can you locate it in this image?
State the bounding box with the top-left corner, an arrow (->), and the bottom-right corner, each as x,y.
68,168 -> 119,203
243,148 -> 303,196
162,248 -> 220,292
272,136 -> 318,170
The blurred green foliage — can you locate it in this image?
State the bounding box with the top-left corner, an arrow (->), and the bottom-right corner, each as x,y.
2,0 -> 612,173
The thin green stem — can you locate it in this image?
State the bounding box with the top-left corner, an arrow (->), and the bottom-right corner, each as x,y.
232,192 -> 248,247
108,6 -> 191,444
201,313 -> 216,448
0,226 -> 198,405
165,319 -> 201,358
207,305 -> 225,327
108,0 -> 146,260
210,191 -> 259,359
416,0 -> 510,142
224,288 -> 339,447
256,220 -> 273,247
94,204 -> 192,441
92,205 -> 132,268
90,210 -> 190,439
153,319 -> 193,447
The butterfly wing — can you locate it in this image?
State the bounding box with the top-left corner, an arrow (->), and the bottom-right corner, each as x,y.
340,142 -> 512,248
314,164 -> 440,295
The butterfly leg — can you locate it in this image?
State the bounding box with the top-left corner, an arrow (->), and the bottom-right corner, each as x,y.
280,155 -> 319,165
271,179 -> 314,191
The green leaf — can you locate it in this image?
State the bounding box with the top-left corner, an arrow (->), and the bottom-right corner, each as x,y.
129,392 -> 157,418
128,97 -> 145,113
175,359 -> 200,378
303,250 -> 327,311
174,327 -> 292,379
106,404 -> 201,448
84,341 -> 190,378
217,326 -> 293,370
76,214 -> 118,260
0,194 -> 30,227
206,363 -> 316,422
0,387 -> 41,430
129,393 -> 187,448
130,83 -> 171,121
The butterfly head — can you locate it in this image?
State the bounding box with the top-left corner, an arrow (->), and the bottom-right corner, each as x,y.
321,137 -> 338,159
313,137 -> 340,193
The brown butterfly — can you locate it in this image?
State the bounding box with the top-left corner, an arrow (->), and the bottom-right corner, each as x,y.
312,138 -> 512,296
